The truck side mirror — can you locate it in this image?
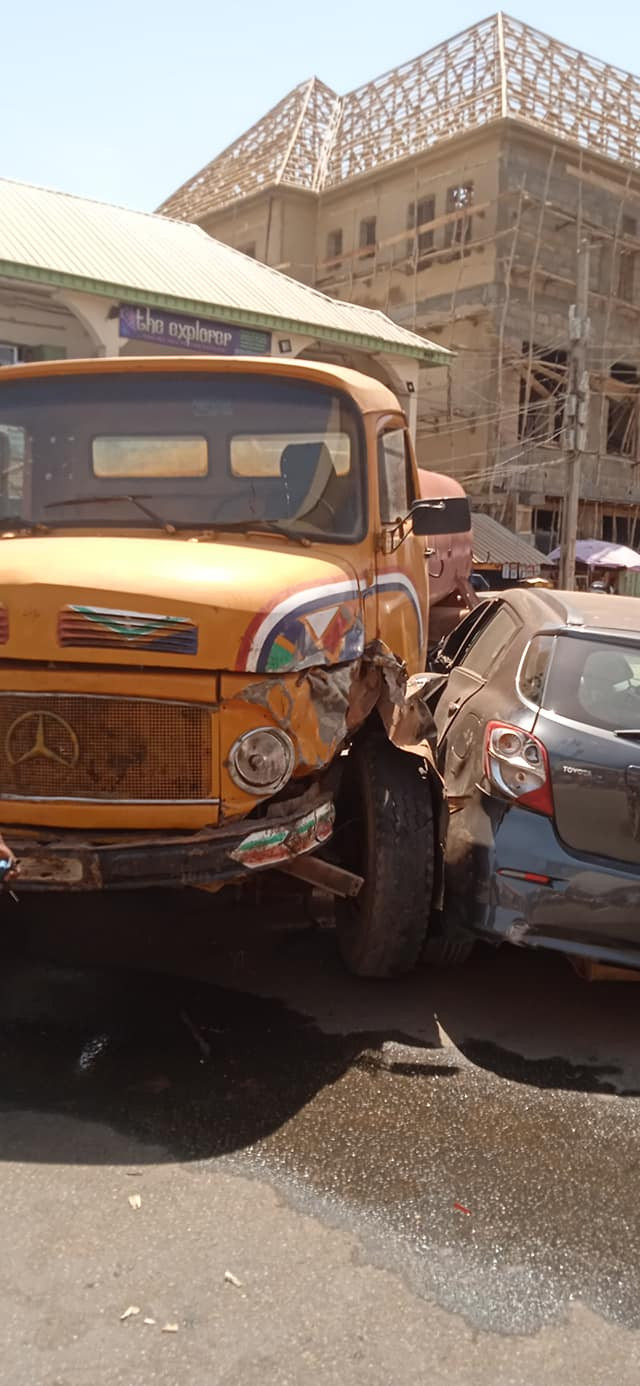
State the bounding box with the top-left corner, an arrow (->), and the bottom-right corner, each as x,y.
410,496 -> 471,536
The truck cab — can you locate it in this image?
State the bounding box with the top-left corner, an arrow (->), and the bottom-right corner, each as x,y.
0,355 -> 468,976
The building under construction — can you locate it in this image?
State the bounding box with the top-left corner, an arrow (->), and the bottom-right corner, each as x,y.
160,14 -> 640,552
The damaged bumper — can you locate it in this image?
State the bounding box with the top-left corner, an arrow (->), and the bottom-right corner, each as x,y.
4,794 -> 335,893
447,796 -> 640,968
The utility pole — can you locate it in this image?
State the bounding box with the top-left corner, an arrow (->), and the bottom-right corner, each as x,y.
560,239 -> 591,590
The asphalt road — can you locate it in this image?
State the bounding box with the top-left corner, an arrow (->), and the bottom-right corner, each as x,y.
1,888 -> 640,1384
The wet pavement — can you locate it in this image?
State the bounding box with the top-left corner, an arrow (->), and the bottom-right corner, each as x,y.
1,889 -> 640,1382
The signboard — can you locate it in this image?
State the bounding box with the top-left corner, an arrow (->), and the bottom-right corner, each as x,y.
502,561 -> 538,580
119,305 -> 271,356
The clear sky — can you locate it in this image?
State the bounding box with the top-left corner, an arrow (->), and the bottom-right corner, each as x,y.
4,0 -> 640,214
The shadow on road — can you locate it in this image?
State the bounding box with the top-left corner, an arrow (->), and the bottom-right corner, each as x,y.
431,944 -> 640,1096
0,889 -> 453,1169
0,886 -> 638,1177
2,890 -> 640,1337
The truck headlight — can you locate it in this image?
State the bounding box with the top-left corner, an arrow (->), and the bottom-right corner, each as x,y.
228,728 -> 295,794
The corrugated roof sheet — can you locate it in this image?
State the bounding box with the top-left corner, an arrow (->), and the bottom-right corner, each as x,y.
472,513 -> 549,568
0,178 -> 448,364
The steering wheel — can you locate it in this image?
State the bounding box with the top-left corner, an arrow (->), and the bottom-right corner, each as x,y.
615,676 -> 640,698
302,496 -> 337,527
210,492 -> 265,525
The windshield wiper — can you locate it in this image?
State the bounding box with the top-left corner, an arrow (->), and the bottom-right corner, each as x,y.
43,494 -> 176,534
0,516 -> 46,532
614,729 -> 640,738
210,519 -> 310,547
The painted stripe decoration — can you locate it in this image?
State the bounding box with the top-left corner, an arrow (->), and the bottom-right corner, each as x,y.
237,572 -> 424,673
368,572 -> 424,650
242,580 -> 360,671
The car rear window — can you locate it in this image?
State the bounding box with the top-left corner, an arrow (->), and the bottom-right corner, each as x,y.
461,605 -> 519,677
518,635 -> 555,706
542,634 -> 640,731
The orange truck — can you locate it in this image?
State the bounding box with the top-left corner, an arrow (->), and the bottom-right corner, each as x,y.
418,470 -> 476,648
0,355 -> 469,976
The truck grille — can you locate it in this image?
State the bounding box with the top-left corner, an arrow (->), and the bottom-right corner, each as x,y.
0,694 -> 213,801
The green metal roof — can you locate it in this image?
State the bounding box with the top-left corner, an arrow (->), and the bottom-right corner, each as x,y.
472,513 -> 549,569
0,178 -> 449,365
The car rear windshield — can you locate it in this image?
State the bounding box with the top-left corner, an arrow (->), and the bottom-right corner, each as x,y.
537,633 -> 640,732
0,371 -> 365,541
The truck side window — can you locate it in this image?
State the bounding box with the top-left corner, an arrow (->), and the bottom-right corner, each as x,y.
378,429 -> 414,523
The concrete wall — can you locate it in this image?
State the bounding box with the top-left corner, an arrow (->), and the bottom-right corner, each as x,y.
276,192 -> 318,283
0,287 -> 95,360
201,190 -> 317,283
201,197 -> 274,263
414,315 -> 495,492
314,128 -> 501,314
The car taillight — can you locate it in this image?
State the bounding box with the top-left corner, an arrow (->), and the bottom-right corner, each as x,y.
484,721 -> 553,816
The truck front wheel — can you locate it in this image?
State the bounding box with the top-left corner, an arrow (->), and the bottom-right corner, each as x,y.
335,730 -> 435,978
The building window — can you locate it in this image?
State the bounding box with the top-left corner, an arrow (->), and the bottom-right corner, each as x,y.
407,196 -> 435,269
618,215 -> 637,302
358,216 -> 377,264
607,361 -> 639,456
533,507 -> 561,555
518,346 -> 568,443
326,228 -> 343,267
444,184 -> 473,248
602,512 -> 630,544
239,242 -> 256,259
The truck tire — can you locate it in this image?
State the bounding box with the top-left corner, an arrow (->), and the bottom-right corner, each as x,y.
335,730 -> 434,978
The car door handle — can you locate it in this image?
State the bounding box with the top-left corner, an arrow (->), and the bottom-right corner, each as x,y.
448,698 -> 462,716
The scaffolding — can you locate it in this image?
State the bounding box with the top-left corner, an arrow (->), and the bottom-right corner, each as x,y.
157,14 -> 640,542
159,14 -> 640,221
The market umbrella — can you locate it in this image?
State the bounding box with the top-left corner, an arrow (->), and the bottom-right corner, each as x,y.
547,539 -> 640,570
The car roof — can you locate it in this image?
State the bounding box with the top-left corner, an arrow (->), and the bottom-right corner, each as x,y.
498,587 -> 640,637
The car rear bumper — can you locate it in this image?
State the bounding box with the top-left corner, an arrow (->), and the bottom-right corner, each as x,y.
447,795 -> 640,968
4,794 -> 335,893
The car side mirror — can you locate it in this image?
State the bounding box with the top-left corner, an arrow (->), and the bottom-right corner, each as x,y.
410,496 -> 471,536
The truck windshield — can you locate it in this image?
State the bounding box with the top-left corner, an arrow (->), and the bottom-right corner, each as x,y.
0,371 -> 365,542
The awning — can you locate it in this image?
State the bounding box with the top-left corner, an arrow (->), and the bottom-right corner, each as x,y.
472,513 -> 548,571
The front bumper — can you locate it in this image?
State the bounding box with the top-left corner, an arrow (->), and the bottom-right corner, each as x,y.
447,795 -> 640,968
4,795 -> 335,892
